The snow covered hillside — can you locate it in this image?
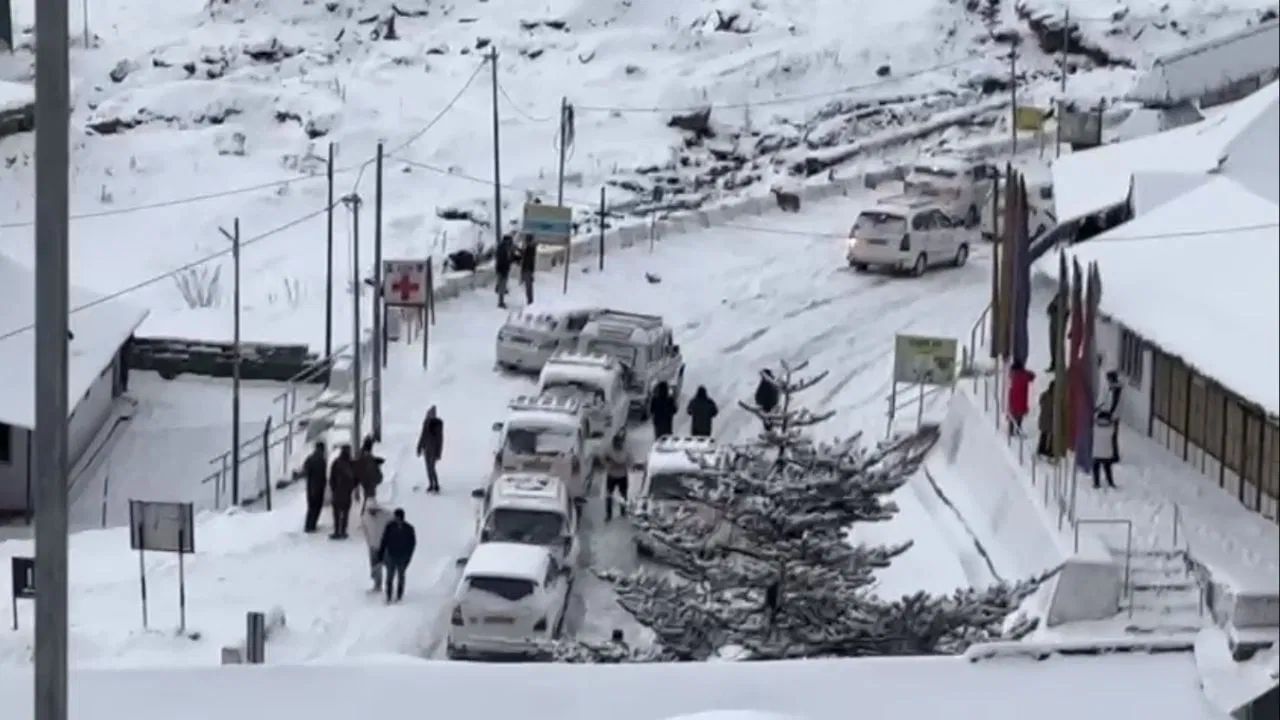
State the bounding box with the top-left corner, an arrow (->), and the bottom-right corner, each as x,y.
1,0 -> 1273,346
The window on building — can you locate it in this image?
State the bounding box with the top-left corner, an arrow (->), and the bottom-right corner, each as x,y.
0,423 -> 11,464
1244,412 -> 1264,487
1187,375 -> 1207,451
1225,398 -> 1245,475
1119,328 -> 1144,385
1264,420 -> 1280,506
1153,351 -> 1172,424
1202,383 -> 1225,462
1168,358 -> 1189,435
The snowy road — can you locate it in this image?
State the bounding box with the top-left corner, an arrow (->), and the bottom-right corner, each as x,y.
0,192 -> 993,666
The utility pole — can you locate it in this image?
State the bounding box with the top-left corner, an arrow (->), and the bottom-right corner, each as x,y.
33,0 -> 70,716
1056,11 -> 1069,159
556,96 -> 569,207
490,46 -> 502,252
81,0 -> 88,48
598,187 -> 606,272
1010,43 -> 1018,156
343,194 -> 363,456
325,142 -> 335,359
372,143 -> 384,441
218,219 -> 242,507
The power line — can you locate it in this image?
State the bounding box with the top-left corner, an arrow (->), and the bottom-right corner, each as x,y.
574,55 -> 986,114
0,203 -> 333,342
496,79 -> 556,123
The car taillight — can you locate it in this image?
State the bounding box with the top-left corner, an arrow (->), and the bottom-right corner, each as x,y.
533,617 -> 547,632
451,606 -> 464,626
899,234 -> 911,251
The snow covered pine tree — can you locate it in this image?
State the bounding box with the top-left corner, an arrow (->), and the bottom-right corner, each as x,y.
564,361 -> 1045,662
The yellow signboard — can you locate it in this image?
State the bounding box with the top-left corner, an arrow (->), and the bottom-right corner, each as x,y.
1015,106 -> 1048,131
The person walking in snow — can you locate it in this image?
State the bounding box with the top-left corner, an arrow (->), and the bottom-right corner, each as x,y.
494,234 -> 514,309
360,501 -> 392,592
518,234 -> 537,305
1091,411 -> 1118,489
416,406 -> 444,493
1097,370 -> 1123,462
356,435 -> 385,507
1046,291 -> 1068,371
1007,361 -> 1036,435
328,445 -> 358,539
603,435 -> 634,522
648,381 -> 676,439
1036,380 -> 1055,458
302,442 -> 328,533
686,386 -> 719,438
754,369 -> 779,414
379,508 -> 417,603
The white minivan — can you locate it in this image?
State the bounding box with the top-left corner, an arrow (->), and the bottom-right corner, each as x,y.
634,436 -> 730,558
471,473 -> 580,568
492,395 -> 592,502
846,200 -> 970,276
447,542 -> 571,660
903,156 -> 999,227
495,305 -> 601,374
537,351 -> 630,443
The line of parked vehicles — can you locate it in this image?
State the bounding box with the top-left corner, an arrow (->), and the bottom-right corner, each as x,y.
847,153 -> 1055,276
446,305 -> 693,660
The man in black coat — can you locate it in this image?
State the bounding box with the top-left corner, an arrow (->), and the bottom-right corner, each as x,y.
648,381 -> 677,439
1098,370 -> 1123,461
302,442 -> 327,533
754,369 -> 779,412
686,386 -> 719,438
494,234 -> 514,309
356,435 -> 385,507
328,445 -> 358,539
519,234 -> 537,305
379,508 -> 417,603
416,406 -> 444,493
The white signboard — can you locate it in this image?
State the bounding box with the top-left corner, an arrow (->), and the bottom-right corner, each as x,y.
129,500 -> 195,554
893,334 -> 958,386
382,260 -> 429,307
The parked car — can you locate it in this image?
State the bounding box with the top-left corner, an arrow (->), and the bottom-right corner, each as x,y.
901,155 -> 999,227
981,181 -> 1057,241
846,198 -> 971,276
470,473 -> 580,568
495,305 -> 601,374
576,310 -> 685,419
537,351 -> 630,443
492,395 -> 592,501
447,542 -> 571,660
634,436 -> 730,558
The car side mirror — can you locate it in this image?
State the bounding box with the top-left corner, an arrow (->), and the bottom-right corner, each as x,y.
672,344 -> 680,355
470,488 -> 486,499
480,530 -> 492,542
455,556 -> 468,567
562,536 -> 573,552
491,421 -> 503,432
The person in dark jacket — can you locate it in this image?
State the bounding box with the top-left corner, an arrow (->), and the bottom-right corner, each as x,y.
379,508 -> 417,603
648,381 -> 677,439
519,234 -> 537,305
416,406 -> 444,493
1036,381 -> 1055,458
328,445 -> 358,539
754,369 -> 779,413
686,386 -> 718,438
302,442 -> 327,533
1097,370 -> 1123,462
1046,291 -> 1068,371
356,435 -> 385,506
494,234 -> 514,309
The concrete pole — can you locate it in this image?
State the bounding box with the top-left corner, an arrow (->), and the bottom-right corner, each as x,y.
373,143 -> 384,441
219,220 -> 242,506
557,97 -> 568,207
33,0 -> 71,717
346,194 -> 363,456
325,143 -> 335,359
490,47 -> 502,253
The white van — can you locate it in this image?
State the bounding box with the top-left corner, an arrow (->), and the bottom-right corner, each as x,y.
634,436 -> 729,558
902,156 -> 998,226
846,199 -> 970,276
492,395 -> 591,501
576,310 -> 685,418
537,351 -> 630,443
447,542 -> 571,660
471,473 -> 579,568
495,305 -> 601,373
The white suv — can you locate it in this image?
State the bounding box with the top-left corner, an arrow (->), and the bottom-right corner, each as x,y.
492,395 -> 591,501
495,305 -> 601,374
902,156 -> 998,227
471,473 -> 580,568
634,436 -> 729,558
576,310 -> 685,419
846,200 -> 970,276
447,542 -> 571,660
537,351 -> 630,443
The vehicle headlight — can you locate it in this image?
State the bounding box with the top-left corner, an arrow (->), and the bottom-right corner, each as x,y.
847,237 -> 860,248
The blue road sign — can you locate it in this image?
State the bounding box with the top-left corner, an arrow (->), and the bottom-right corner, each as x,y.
522,203 -> 572,240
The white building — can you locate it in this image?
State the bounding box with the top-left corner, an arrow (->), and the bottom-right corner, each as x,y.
0,254 -> 148,516
1129,19 -> 1280,109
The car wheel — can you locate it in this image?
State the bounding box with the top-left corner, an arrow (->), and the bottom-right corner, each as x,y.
953,244 -> 969,267
912,254 -> 928,277
966,205 -> 979,227
853,262 -> 869,272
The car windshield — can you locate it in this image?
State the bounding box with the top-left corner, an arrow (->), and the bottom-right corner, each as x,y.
854,212 -> 906,238
505,427 -> 575,455
467,576 -> 536,602
542,381 -> 605,405
487,508 -> 565,545
648,472 -> 717,501
583,339 -> 637,367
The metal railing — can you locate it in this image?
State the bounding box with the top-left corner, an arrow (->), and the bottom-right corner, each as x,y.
1074,517 -> 1135,617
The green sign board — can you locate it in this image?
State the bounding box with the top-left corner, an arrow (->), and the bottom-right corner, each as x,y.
893,334 -> 957,386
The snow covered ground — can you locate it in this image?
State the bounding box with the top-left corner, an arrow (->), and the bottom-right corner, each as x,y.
0,191 -> 994,667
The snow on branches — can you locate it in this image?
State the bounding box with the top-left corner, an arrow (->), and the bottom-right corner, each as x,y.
599,360 -> 1045,661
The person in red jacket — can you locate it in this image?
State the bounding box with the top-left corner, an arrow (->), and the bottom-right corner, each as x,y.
1007,361 -> 1036,435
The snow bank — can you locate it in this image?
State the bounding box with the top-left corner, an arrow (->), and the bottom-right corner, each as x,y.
0,653 -> 1224,720
927,389 -> 1123,626
0,79 -> 33,114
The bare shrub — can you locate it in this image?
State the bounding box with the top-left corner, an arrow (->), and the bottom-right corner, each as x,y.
174,264 -> 222,308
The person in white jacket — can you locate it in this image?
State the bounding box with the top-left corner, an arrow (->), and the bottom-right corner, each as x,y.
1092,412 -> 1118,489
361,501 -> 392,592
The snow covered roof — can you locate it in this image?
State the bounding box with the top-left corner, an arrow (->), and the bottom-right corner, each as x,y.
504,303 -> 600,330
1058,177 -> 1280,415
0,255 -> 149,429
1129,20 -> 1280,106
463,542 -> 552,581
1053,82 -> 1279,222
1128,172 -> 1211,216
492,473 -> 567,507
0,653 -> 1225,719
0,80 -> 34,115
540,353 -> 621,390
647,436 -> 725,475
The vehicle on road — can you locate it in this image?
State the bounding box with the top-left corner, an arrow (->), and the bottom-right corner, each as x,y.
492,395 -> 592,501
576,310 -> 685,419
537,351 -> 630,443
634,436 -> 731,558
846,199 -> 971,276
447,542 -> 571,660
495,305 -> 601,374
471,473 -> 580,568
901,155 -> 999,227
981,181 -> 1057,241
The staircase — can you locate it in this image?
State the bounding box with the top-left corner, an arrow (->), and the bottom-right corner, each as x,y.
1120,548 -> 1205,637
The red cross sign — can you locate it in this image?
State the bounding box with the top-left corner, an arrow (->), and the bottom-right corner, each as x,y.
382,260 -> 428,307
391,274 -> 420,301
